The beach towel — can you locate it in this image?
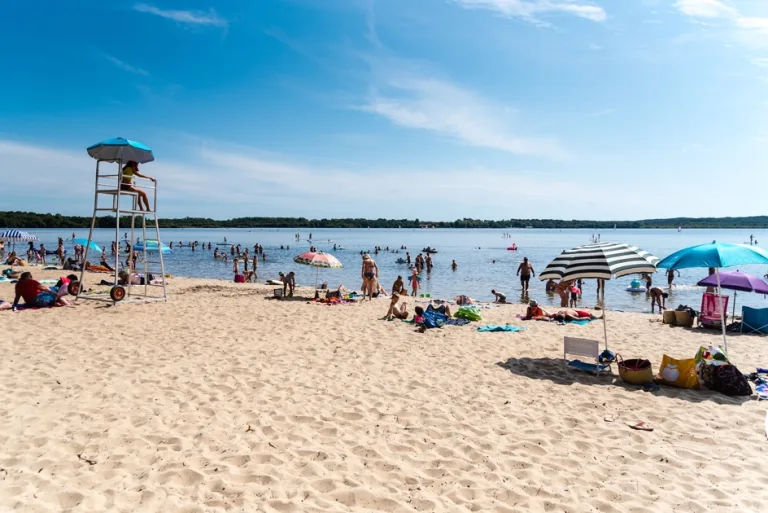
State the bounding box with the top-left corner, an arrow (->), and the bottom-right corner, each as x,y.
566,319 -> 591,326
445,318 -> 470,326
477,325 -> 527,332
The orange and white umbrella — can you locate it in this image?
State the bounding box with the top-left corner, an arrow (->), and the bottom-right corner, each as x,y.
293,251 -> 343,268
293,251 -> 343,287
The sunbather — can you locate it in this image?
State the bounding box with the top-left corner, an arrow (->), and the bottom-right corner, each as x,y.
13,271 -> 70,309
523,299 -> 551,320
392,276 -> 407,295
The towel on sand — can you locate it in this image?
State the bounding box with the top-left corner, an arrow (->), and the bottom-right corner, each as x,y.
476,325 -> 527,332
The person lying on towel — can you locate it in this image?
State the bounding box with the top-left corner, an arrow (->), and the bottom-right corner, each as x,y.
13,272 -> 71,309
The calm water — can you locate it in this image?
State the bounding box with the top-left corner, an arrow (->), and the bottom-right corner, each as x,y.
17,227 -> 768,313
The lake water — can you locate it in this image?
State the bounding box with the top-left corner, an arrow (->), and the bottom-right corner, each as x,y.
16,227 -> 768,313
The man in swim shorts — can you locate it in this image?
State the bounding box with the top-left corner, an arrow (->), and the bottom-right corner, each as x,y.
517,257 -> 535,294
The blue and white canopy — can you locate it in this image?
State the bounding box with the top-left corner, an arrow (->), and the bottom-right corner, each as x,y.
0,229 -> 38,242
86,137 -> 154,164
134,240 -> 172,253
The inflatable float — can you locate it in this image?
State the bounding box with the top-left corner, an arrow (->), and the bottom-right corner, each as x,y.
46,249 -> 66,255
506,245 -> 518,251
395,258 -> 407,264
626,279 -> 647,293
422,248 -> 438,254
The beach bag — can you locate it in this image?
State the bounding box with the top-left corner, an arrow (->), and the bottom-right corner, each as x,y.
711,365 -> 751,396
455,306 -> 482,321
422,308 -> 447,329
617,354 -> 654,386
658,355 -> 700,389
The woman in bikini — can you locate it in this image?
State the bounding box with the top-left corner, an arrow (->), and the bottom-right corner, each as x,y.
361,254 -> 379,300
121,160 -> 155,211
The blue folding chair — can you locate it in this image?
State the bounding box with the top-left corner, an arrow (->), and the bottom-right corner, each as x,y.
740,306 -> 768,335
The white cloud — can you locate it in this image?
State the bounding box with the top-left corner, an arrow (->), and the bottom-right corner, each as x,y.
104,55 -> 149,76
675,1 -> 768,51
362,74 -> 565,159
753,57 -> 768,67
133,3 -> 228,27
735,17 -> 768,30
673,0 -> 736,19
450,0 -> 607,24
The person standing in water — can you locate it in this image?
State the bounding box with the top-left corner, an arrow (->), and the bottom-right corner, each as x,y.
667,269 -> 680,288
517,257 -> 535,294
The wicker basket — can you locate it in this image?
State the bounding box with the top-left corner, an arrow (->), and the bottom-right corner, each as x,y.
617,354 -> 654,386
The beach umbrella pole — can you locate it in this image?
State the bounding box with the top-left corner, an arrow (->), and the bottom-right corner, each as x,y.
716,269 -> 728,353
601,281 -> 608,350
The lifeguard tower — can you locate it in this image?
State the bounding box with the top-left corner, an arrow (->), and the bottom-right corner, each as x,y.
75,138 -> 168,304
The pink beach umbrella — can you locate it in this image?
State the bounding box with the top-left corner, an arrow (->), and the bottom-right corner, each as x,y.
293,251 -> 343,287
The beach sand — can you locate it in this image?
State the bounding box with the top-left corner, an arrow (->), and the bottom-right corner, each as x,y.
1,273 -> 767,512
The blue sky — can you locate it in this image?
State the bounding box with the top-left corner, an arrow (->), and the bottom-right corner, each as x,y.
1,0 -> 766,220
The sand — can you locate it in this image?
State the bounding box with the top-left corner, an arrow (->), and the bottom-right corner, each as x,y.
1,272 -> 767,512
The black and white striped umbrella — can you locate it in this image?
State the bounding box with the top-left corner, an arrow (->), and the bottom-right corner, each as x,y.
0,229 -> 38,242
539,241 -> 659,282
539,242 -> 660,352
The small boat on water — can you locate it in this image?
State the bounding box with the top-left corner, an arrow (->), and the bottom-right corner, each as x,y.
422,247 -> 438,254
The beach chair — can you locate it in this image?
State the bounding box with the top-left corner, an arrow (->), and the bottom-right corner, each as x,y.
740,306 -> 768,335
698,293 -> 728,328
563,337 -> 610,377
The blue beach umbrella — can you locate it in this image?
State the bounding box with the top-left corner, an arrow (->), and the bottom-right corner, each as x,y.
86,137 -> 154,163
73,238 -> 102,253
657,242 -> 768,351
134,240 -> 172,253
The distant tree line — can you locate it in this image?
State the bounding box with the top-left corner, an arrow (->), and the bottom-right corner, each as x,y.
1,211 -> 768,230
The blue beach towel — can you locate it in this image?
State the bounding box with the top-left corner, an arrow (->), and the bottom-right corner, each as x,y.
476,325 -> 527,332
566,319 -> 592,326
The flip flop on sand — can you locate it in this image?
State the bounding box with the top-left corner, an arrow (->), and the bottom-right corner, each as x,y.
629,422 -> 654,432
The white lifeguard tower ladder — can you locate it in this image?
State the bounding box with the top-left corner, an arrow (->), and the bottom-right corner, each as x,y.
75,138 -> 168,304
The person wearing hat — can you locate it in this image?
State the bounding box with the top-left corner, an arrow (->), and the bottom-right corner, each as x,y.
524,299 -> 549,320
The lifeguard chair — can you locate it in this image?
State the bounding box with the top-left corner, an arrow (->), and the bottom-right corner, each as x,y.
75,138 -> 168,304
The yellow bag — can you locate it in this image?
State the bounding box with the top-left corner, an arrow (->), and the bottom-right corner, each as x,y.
657,355 -> 700,389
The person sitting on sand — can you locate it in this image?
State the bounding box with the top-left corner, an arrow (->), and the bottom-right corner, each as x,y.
5,251 -> 23,266
121,160 -> 155,211
491,289 -> 507,304
13,271 -> 70,309
392,276 -> 407,296
413,306 -> 425,324
100,252 -> 115,272
384,294 -> 409,320
650,287 -> 668,313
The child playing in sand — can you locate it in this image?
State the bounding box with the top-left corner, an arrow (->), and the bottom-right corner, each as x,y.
491,289 -> 507,303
